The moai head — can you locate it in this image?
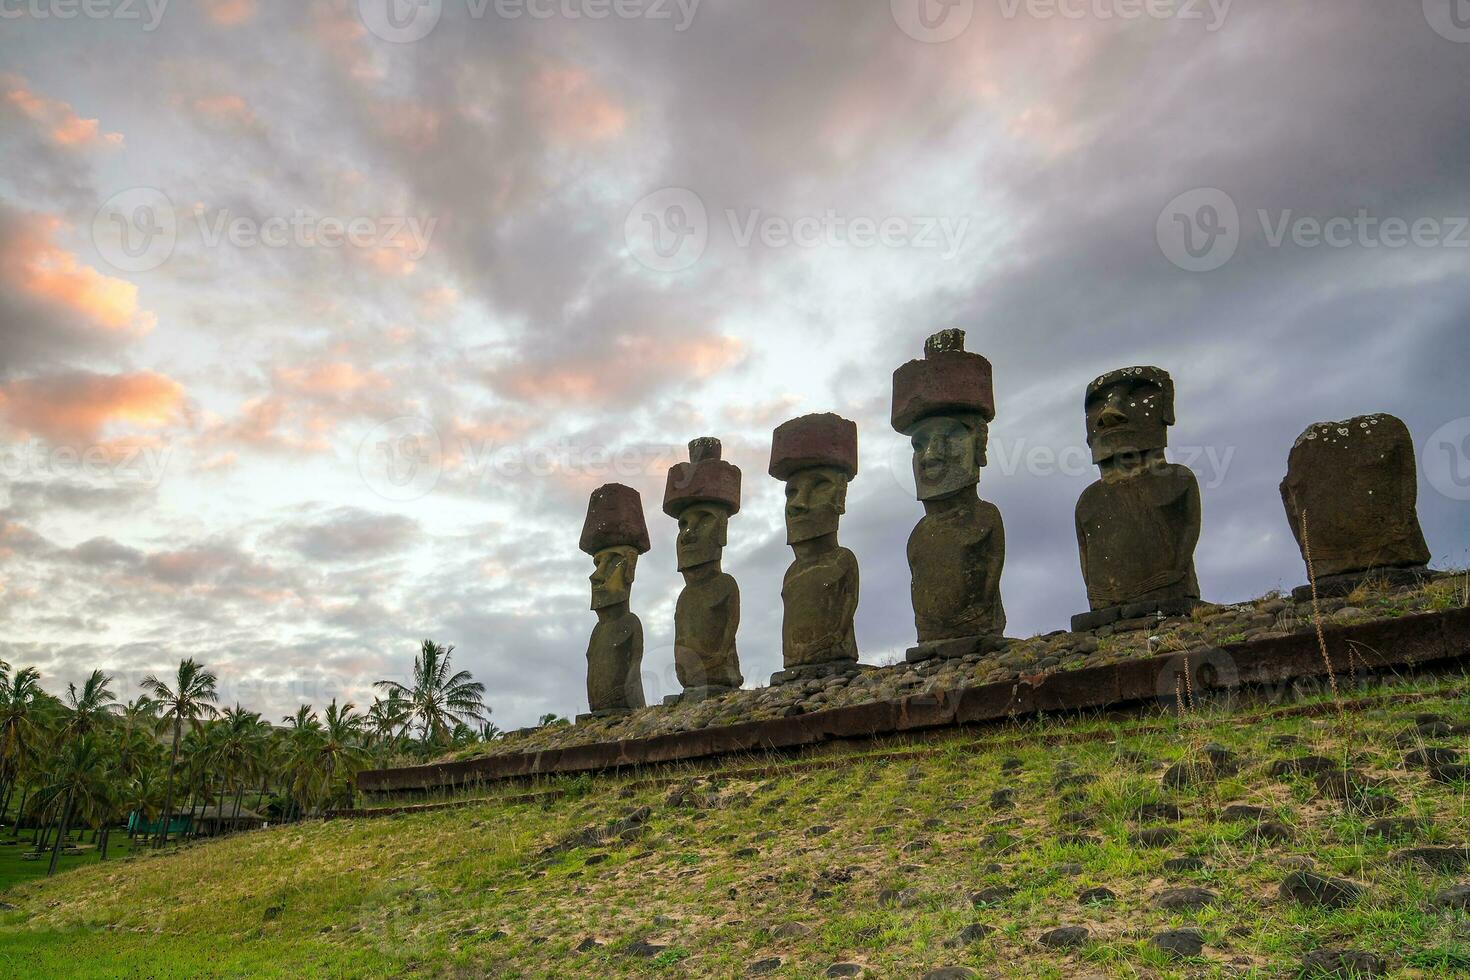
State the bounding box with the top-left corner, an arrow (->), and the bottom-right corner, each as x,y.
663,437 -> 741,571
1085,366 -> 1176,468
769,414 -> 859,545
891,329 -> 996,501
579,483 -> 650,610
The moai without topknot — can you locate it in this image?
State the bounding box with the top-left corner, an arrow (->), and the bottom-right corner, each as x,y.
891,329 -> 1007,662
1072,366 -> 1202,632
578,483 -> 649,719
768,413 -> 861,685
663,437 -> 744,702
1280,413 -> 1433,601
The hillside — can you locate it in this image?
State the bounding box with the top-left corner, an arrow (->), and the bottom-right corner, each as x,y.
3,676 -> 1469,978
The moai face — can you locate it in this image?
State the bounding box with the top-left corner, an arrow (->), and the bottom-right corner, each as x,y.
676,503 -> 729,571
1086,373 -> 1174,466
784,465 -> 848,544
911,413 -> 988,501
589,545 -> 639,609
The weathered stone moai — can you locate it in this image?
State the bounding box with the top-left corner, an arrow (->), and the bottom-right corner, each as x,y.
579,483 -> 650,718
768,413 -> 861,685
1280,414 -> 1433,601
1072,366 -> 1202,632
662,437 -> 743,703
892,329 -> 1007,662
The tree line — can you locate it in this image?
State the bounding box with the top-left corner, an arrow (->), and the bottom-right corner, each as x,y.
0,640 -> 492,876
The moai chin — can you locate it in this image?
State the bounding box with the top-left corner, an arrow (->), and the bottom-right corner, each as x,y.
1280,413 -> 1433,601
768,413 -> 861,685
1072,366 -> 1202,632
578,483 -> 650,718
662,437 -> 744,703
891,329 -> 1007,662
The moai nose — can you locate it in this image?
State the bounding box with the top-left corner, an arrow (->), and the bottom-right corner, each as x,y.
1098,403 -> 1129,428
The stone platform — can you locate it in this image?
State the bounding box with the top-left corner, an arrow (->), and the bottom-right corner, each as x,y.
360,603 -> 1470,795
1071,597 -> 1201,633
1290,566 -> 1437,603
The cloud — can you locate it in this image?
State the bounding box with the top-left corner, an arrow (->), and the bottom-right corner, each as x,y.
186,94 -> 261,131
270,507 -> 421,563
202,0 -> 257,26
1,74 -> 123,150
0,371 -> 186,445
527,64 -> 628,146
0,208 -> 156,345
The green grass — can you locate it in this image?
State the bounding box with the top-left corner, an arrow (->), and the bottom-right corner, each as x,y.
0,832 -> 137,891
3,676 -> 1469,978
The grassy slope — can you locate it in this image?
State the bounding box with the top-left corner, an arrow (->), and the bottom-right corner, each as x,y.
3,678 -> 1469,979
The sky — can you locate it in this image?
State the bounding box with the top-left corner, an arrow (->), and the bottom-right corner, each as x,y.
1,0 -> 1467,730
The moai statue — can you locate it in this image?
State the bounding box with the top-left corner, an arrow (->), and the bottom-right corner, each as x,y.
891,329 -> 1007,662
662,437 -> 744,702
768,413 -> 861,685
578,483 -> 649,719
1280,414 -> 1433,600
1072,366 -> 1202,632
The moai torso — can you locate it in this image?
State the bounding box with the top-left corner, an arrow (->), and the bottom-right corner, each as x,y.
781,545 -> 860,667
908,495 -> 1006,642
1280,415 -> 1430,579
1076,462 -> 1201,610
674,569 -> 742,689
586,609 -> 645,712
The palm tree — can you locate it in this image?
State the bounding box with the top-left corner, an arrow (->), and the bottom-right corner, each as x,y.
140,659 -> 219,846
35,734 -> 112,875
0,666 -> 45,824
62,669 -> 119,738
315,700 -> 368,811
212,706 -> 270,831
366,691 -> 410,745
374,641 -> 486,747
279,706 -> 322,821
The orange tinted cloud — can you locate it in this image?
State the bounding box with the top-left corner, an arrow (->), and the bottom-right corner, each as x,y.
0,213 -> 155,335
276,361 -> 389,396
528,65 -> 628,145
0,371 -> 185,444
2,74 -> 123,149
189,94 -> 258,128
203,0 -> 257,25
495,333 -> 744,405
